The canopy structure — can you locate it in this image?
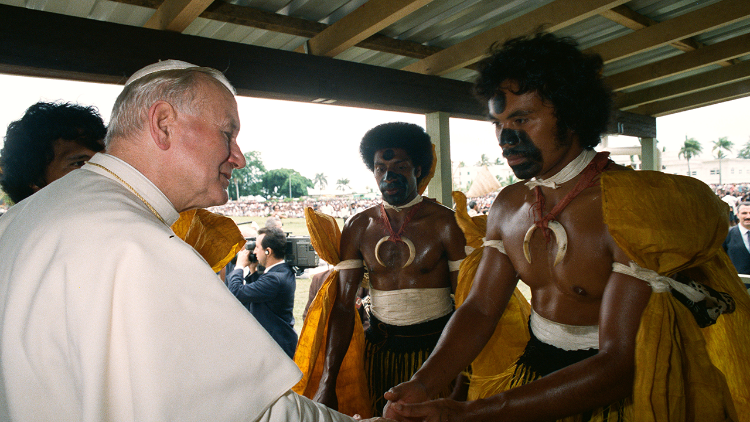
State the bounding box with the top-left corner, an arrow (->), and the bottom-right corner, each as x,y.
1,0 -> 747,204
466,166 -> 502,198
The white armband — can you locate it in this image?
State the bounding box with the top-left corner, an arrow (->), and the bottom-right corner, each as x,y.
483,239 -> 506,255
448,259 -> 463,272
612,261 -> 705,302
334,259 -> 364,271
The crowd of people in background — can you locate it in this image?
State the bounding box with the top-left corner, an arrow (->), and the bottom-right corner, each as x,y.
202,183 -> 750,222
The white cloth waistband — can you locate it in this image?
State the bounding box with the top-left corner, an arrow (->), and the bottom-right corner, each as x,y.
369,287 -> 453,326
530,308 -> 599,351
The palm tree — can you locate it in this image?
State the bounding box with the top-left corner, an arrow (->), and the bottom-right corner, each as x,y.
336,178 -> 350,191
678,136 -> 702,177
738,138 -> 750,159
313,173 -> 328,190
477,154 -> 491,167
713,136 -> 733,184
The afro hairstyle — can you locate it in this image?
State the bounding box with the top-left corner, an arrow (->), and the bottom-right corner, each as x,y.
359,122 -> 433,184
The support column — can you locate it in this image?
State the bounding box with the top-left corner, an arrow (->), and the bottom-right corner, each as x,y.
425,112 -> 453,207
640,137 -> 659,171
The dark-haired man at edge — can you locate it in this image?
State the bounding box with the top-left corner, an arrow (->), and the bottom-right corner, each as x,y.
384,33 -> 747,421
0,101 -> 105,204
314,122 -> 467,416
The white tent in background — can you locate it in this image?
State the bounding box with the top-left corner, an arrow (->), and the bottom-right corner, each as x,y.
465,166 -> 501,198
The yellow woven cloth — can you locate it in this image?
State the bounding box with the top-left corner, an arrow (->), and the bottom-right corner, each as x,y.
292,207 -> 372,417
451,191 -> 531,401
454,170 -> 750,421
602,171 -> 749,422
171,209 -> 245,273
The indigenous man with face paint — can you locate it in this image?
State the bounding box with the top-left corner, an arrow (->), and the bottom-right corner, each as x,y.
314,122 -> 467,416
383,33 -> 750,421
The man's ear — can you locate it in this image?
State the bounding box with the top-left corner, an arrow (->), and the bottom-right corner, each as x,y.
414,165 -> 422,179
148,101 -> 176,151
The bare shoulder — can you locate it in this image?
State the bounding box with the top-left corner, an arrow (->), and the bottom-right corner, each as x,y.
342,205 -> 377,236
490,181 -> 529,214
422,198 -> 456,220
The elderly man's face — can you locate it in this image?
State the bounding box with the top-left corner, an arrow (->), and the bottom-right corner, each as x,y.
173,79 -> 245,211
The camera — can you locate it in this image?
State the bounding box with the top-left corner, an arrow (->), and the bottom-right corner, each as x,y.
244,239 -> 258,263
245,236 -> 319,274
285,235 -> 319,275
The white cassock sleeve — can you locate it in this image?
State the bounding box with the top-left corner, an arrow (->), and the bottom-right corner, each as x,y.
256,391 -> 355,422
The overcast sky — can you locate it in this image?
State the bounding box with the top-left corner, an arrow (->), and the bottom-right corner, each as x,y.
1,73 -> 748,191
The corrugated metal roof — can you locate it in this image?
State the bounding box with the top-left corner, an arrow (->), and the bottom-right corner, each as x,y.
1,0 -> 749,116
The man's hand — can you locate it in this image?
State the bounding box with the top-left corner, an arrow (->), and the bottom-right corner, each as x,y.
386,398 -> 469,422
313,385 -> 338,411
236,249 -> 251,269
353,416 -> 397,422
382,380 -> 429,420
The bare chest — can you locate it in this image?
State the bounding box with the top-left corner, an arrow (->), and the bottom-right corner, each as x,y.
499,189 -> 614,300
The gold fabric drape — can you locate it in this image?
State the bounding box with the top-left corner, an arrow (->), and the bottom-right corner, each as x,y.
171,209 -> 245,273
451,191 -> 531,400
602,171 -> 750,422
453,171 -> 750,421
292,208 -> 372,417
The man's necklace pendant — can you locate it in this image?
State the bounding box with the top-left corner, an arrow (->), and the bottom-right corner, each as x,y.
522,151 -> 611,267
375,200 -> 423,268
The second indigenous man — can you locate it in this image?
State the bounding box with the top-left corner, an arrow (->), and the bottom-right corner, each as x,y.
314,122 -> 467,415
384,33 -> 747,421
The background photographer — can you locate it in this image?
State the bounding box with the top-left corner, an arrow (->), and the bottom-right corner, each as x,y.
227,226 -> 298,358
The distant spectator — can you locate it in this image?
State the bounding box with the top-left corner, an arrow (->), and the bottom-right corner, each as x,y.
467,200 -> 479,216
266,216 -> 283,229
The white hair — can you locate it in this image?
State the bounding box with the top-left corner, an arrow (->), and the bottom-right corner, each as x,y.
105,60 -> 235,146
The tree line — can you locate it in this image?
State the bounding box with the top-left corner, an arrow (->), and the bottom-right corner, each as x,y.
228,152 -> 353,200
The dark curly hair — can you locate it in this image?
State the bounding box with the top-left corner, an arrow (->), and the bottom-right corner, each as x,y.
0,102 -> 106,203
259,226 -> 287,260
474,32 -> 612,149
359,122 -> 432,184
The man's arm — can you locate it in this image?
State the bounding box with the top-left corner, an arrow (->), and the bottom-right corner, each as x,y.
384,245 -> 520,410
442,212 -> 467,293
387,247 -> 653,421
313,218 -> 365,410
227,268 -> 281,304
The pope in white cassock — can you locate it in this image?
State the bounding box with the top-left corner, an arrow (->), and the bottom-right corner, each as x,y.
0,61 -> 390,422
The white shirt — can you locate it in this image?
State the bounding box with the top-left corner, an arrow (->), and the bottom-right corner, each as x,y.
0,153 -> 352,422
738,224 -> 750,253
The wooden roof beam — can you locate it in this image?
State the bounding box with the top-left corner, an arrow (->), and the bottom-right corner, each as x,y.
297,0 -> 433,58
616,60 -> 750,109
588,0 -> 750,64
143,0 -> 214,32
111,0 -> 444,59
599,4 -> 735,67
401,0 -> 630,76
605,32 -> 750,91
628,78 -> 750,117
